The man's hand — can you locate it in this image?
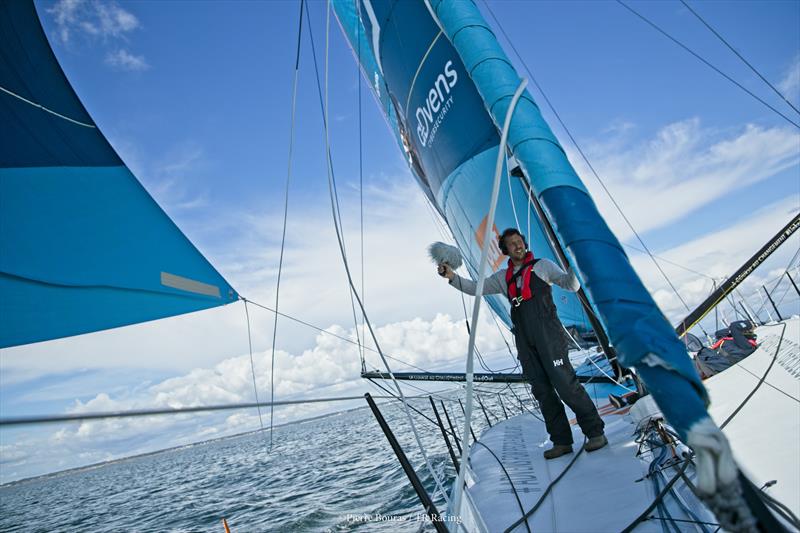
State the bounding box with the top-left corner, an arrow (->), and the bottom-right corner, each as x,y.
438,263 -> 455,280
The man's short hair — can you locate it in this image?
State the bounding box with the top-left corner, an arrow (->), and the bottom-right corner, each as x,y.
498,228 -> 528,255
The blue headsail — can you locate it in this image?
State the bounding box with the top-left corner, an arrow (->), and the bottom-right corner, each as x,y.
0,1 -> 238,348
333,0 -> 709,441
331,0 -> 589,332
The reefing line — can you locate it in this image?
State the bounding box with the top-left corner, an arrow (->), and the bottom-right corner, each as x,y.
451,77 -> 528,520
0,85 -> 96,128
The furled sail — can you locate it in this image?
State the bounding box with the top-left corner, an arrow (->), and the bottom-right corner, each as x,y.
331,0 -> 589,331
0,1 -> 238,348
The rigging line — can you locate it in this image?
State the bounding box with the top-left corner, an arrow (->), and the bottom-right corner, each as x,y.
619,460 -> 692,533
616,0 -> 800,129
306,0 -> 365,362
367,379 -> 461,431
243,300 -> 266,432
357,0 -> 366,373
560,324 -> 637,391
773,281 -> 797,310
0,394 -> 415,427
750,270 -> 789,318
458,289 -> 516,373
0,85 -> 96,128
733,365 -> 799,404
368,378 -> 461,411
452,78 -> 529,518
621,242 -> 713,280
721,322 -> 786,429
481,1 -> 705,331
679,0 -> 800,116
503,438 -> 588,533
314,0 -> 450,503
758,489 -> 800,529
505,383 -> 544,422
645,517 -> 719,528
471,441 -> 533,533
487,305 -> 520,365
367,368 -> 466,403
243,297 -> 434,375
266,0 -> 306,450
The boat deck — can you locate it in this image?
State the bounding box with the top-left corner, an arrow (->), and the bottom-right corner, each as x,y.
456,318 -> 799,532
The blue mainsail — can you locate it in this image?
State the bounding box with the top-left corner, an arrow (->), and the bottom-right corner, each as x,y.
0,1 -> 238,348
332,0 -> 589,331
332,0 -> 709,441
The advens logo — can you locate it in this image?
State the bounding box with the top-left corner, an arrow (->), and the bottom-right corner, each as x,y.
415,60 -> 458,148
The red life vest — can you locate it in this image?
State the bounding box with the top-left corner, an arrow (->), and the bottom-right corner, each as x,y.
711,336 -> 757,350
505,252 -> 536,304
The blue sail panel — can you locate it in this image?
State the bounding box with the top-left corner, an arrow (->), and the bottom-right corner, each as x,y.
331,0 -> 588,331
0,1 -> 238,348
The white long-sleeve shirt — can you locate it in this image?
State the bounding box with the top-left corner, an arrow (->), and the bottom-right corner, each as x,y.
449,258 -> 580,296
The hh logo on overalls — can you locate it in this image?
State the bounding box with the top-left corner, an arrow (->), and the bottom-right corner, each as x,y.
553,359 -> 564,367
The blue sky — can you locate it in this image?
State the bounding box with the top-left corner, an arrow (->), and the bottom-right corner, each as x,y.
1,0 -> 799,482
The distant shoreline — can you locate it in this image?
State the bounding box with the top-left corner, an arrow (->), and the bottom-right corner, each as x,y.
0,402 -> 372,488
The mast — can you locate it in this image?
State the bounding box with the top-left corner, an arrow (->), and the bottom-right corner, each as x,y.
675,212 -> 800,336
425,1 -> 774,527
515,168 -> 625,379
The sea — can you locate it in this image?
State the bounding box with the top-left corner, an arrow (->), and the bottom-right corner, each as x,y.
0,391 -> 522,532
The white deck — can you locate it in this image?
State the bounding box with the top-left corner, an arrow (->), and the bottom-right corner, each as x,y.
704,317 -> 800,516
457,318 -> 800,532
462,410 -> 665,532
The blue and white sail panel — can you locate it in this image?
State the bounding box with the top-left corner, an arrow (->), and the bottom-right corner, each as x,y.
0,1 -> 238,348
331,0 -> 588,330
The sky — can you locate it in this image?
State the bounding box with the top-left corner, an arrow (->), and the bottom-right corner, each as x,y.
1,0 -> 799,483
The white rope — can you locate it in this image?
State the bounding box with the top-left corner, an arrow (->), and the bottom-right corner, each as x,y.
243,300 -> 266,431
0,85 -> 96,128
451,78 -> 529,517
322,0 -> 450,503
267,0 -> 305,449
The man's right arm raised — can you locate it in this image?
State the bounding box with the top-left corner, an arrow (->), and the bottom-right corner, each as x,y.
448,270 -> 506,296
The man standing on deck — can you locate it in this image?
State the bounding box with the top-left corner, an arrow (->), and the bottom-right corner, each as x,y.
437,228 -> 607,459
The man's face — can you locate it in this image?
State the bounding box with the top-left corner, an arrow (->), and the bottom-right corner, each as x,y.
504,233 -> 527,261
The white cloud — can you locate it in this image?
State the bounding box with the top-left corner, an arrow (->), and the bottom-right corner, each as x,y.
627,196 -> 800,326
48,0 -> 141,43
571,118 -> 800,241
104,49 -> 149,71
777,55 -> 800,104
47,0 -> 148,72
0,312 -> 509,483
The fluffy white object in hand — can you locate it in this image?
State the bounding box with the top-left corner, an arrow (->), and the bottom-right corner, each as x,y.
428,242 -> 463,270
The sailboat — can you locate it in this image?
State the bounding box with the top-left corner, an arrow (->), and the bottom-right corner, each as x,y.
330,1 -> 799,531
1,0 -> 798,531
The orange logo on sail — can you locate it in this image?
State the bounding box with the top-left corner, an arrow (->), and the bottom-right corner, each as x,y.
475,216 -> 505,271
